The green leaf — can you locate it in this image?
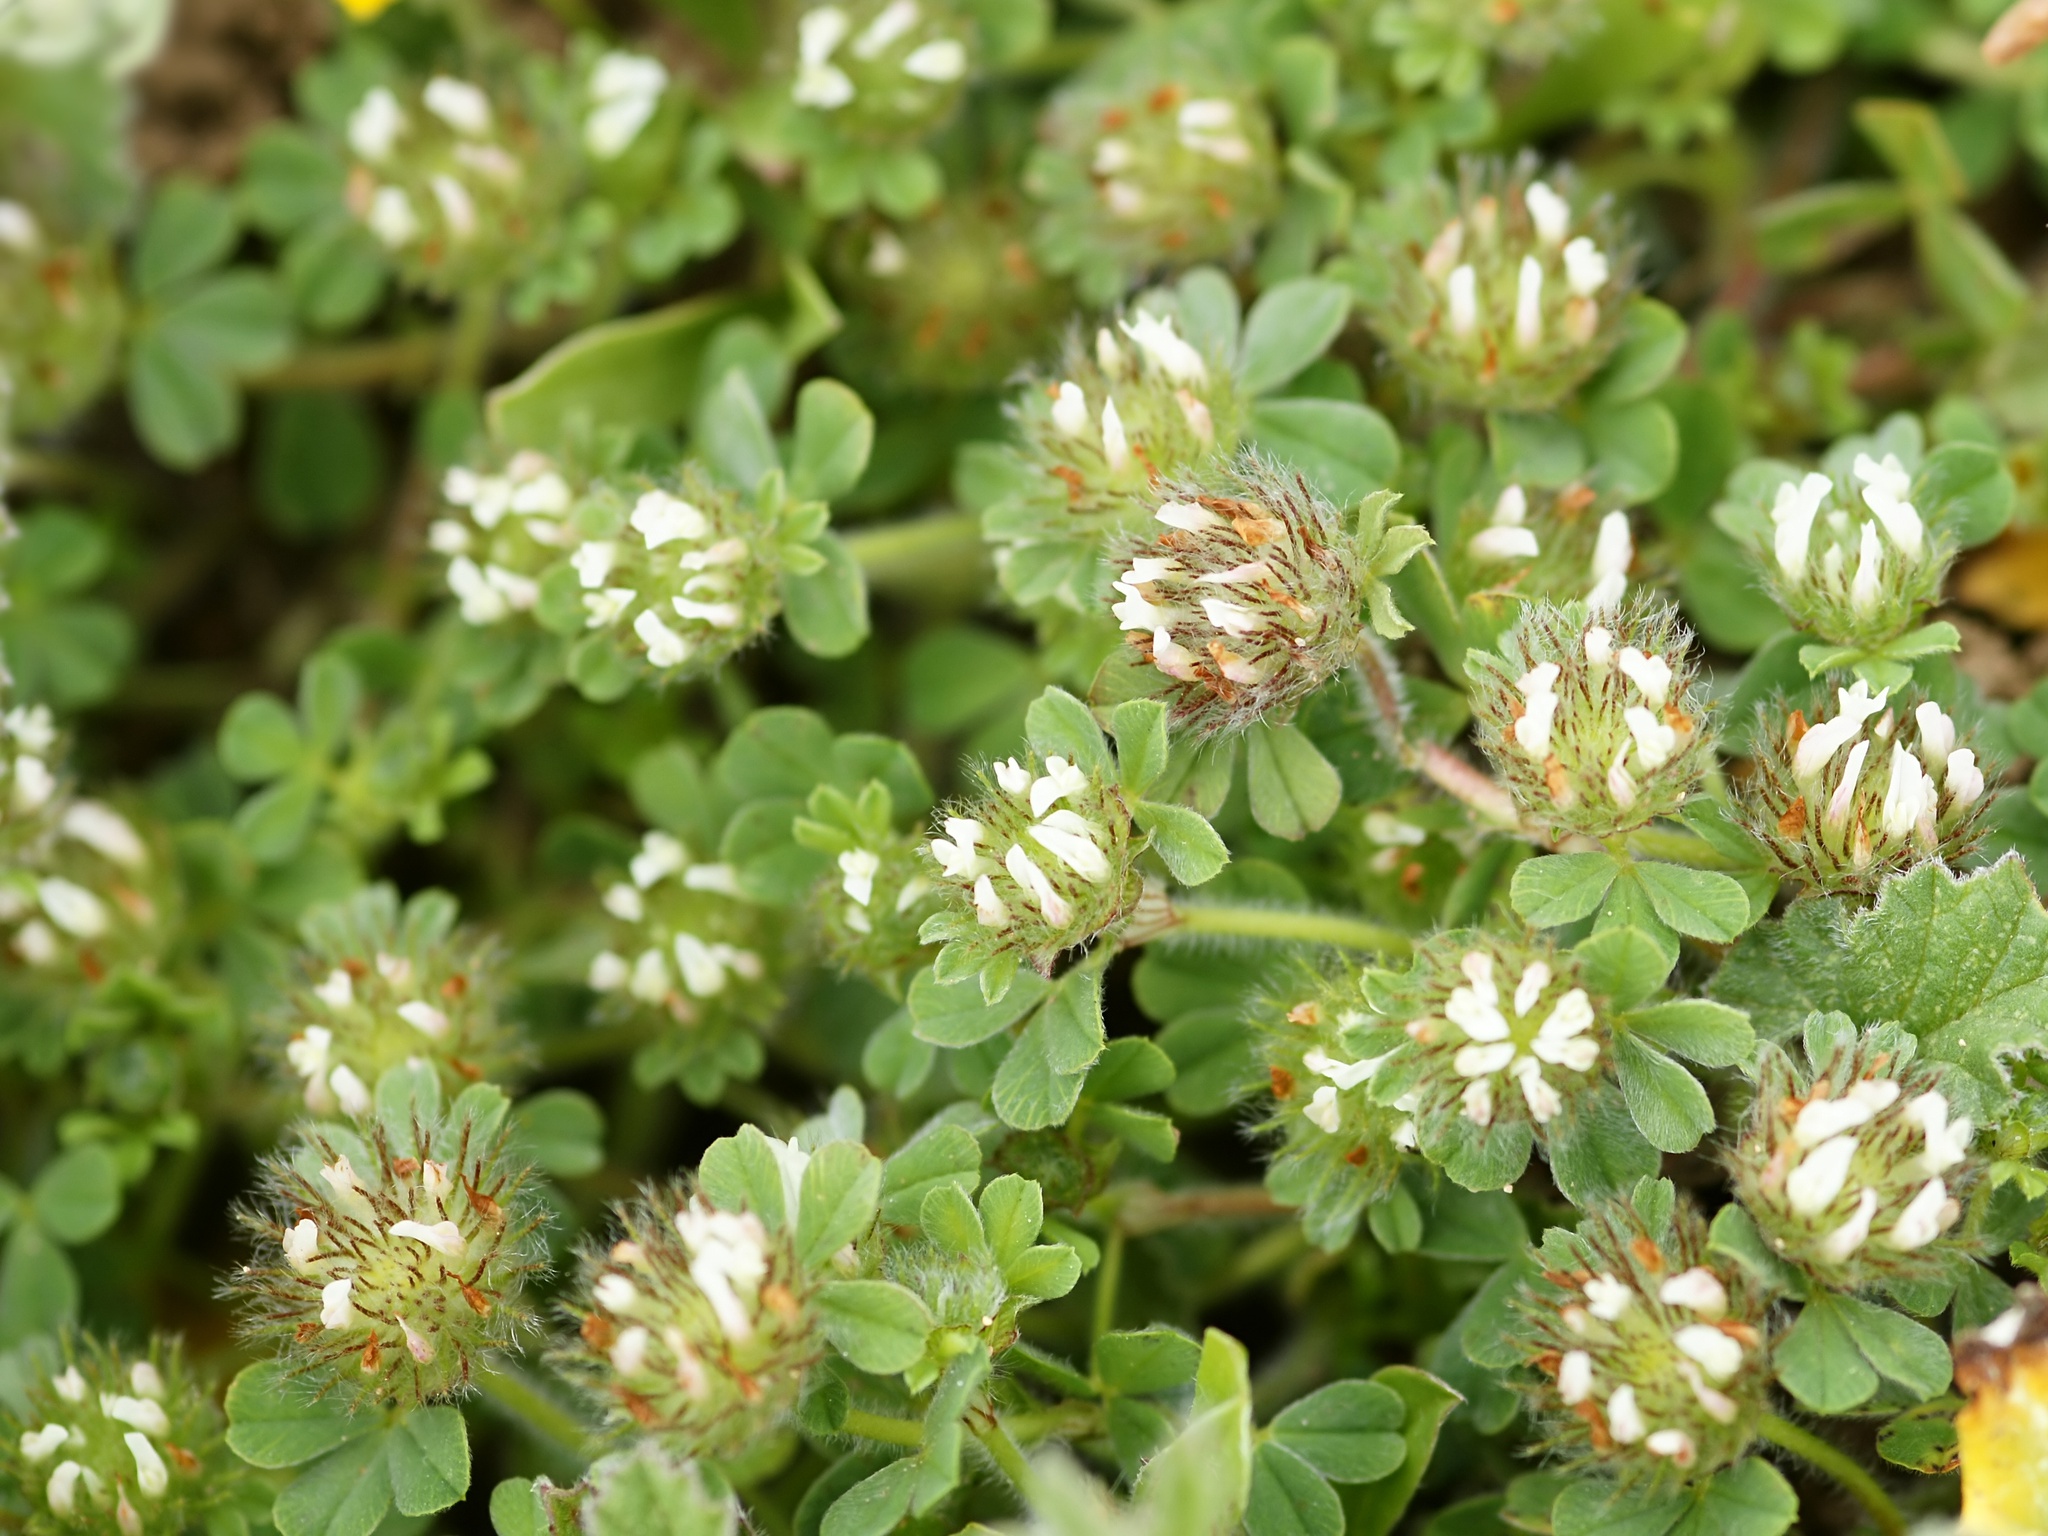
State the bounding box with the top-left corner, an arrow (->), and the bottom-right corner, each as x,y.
1623,1000 -> 1755,1067
219,692 -> 305,781
878,1126 -> 981,1226
1706,1204 -> 1808,1299
918,1182 -> 987,1257
1573,927 -> 1675,1009
1917,204 -> 2028,338
1084,1037 -> 1176,1102
159,269 -> 293,373
700,1124 -> 797,1230
1877,1399 -> 1960,1473
821,1458 -> 919,1536
1488,411 -> 1584,488
907,966 -> 1048,1048
977,1174 -> 1043,1266
990,972 -> 1103,1131
814,1280 -> 934,1374
488,1477 -> 547,1536
780,534 -> 871,659
1918,440 -> 2014,548
1095,1327 -> 1202,1395
0,1226 -> 78,1348
1246,1441 -> 1344,1536
1134,799 -> 1231,885
717,706 -> 835,799
129,326 -> 239,469
29,1145 -> 120,1245
1246,721 -> 1343,841
1587,397 -> 1678,504
1584,299 -> 1688,404
1025,686 -> 1111,774
512,1088 -> 606,1179
225,1362 -> 375,1468
1343,1367 -> 1462,1536
1511,853 -> 1618,927
1248,398 -> 1400,504
1005,1241 -> 1083,1299
1610,1035 -> 1716,1153
1753,182 -> 1911,273
1855,98 -> 1967,201
134,177 -> 239,297
916,1343 -> 991,1513
1237,279 -> 1351,397
1667,1459 -> 1798,1536
256,393 -> 387,539
1834,1293 -> 1953,1399
388,1407 -> 469,1516
1774,1294 -> 1880,1413
1634,863 -> 1751,942
1550,1482 -> 1686,1536
1271,1380 -> 1407,1482
1111,698 -> 1171,796
798,1141 -> 883,1270
788,379 -> 874,502
272,1435 -> 394,1536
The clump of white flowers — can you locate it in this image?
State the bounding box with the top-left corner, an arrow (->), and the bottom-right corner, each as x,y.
229,1079 -> 546,1407
1466,594 -> 1715,839
1731,1016 -> 1978,1290
1451,482 -> 1639,613
1110,456 -> 1424,738
1516,1187 -> 1770,1482
919,735 -> 1144,995
786,0 -> 975,141
0,1335 -> 248,1536
1737,684 -> 1989,897
1352,156 -> 1634,412
1026,52 -> 1282,303
582,51 -> 669,161
271,883 -> 517,1118
792,778 -> 941,993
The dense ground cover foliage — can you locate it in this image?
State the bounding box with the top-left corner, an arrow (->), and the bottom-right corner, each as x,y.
8,0 -> 2048,1532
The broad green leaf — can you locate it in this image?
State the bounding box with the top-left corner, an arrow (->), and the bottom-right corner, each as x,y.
1587,397 -> 1678,504
1343,1366 -> 1461,1536
488,1477 -> 547,1536
1877,1400 -> 1960,1473
1246,721 -> 1343,841
1110,698 -> 1170,796
918,1182 -> 987,1257
388,1406 -> 469,1516
820,1457 -> 918,1536
1666,1459 -> 1798,1536
1134,799 -> 1231,885
1611,1036 -> 1716,1153
788,379 -> 874,502
908,966 -> 1048,1048
1753,181 -> 1910,273
129,326 -> 238,469
1550,1481 -> 1687,1536
1270,1380 -> 1407,1482
1573,926 -> 1675,1009
814,1280 -> 934,1374
878,1126 -> 981,1225
698,368 -> 780,488
225,1361 -> 374,1468
233,774 -> 322,864
1623,1000 -> 1756,1068
916,1344 -> 992,1513
990,986 -> 1098,1131
1774,1294 -> 1880,1413
977,1174 -> 1043,1266
1246,1441 -> 1344,1536
511,1089 -> 606,1179
1511,853 -> 1617,927
272,1435 -> 393,1536
134,177 -> 238,296
699,1124 -> 797,1230
781,535 -> 871,659
158,270 -> 293,374
1085,1037 -> 1176,1102
1025,686 -> 1111,774
1634,863 -> 1751,942
1248,397 -> 1400,505
1584,299 -> 1688,404
798,1141 -> 883,1270
0,1226 -> 78,1348
1004,1242 -> 1082,1299
1834,1293 -> 1953,1399
30,1144 -> 121,1245
1095,1327 -> 1202,1395
1544,1087 -> 1660,1207
1237,278 -> 1351,397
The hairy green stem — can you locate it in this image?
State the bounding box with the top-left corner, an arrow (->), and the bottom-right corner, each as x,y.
1167,902 -> 1413,955
842,1408 -> 926,1447
1758,1414 -> 1906,1536
841,511 -> 988,591
1107,1183 -> 1285,1237
1092,1225 -> 1126,1339
473,1364 -> 591,1462
972,1416 -> 1037,1494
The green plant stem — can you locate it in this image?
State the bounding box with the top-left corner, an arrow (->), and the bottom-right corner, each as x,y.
841,511 -> 988,592
1107,1183 -> 1285,1236
843,1408 -> 926,1447
247,331 -> 453,393
1166,902 -> 1414,955
1092,1224 -> 1125,1339
474,1365 -> 591,1462
1758,1414 -> 1906,1536
972,1416 -> 1037,1495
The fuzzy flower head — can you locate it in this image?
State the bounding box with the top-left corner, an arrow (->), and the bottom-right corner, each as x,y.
1369,0 -> 1605,94
1253,963 -> 1421,1251
1,791 -> 170,986
556,1124 -> 881,1456
826,192 -> 1069,396
432,449 -> 576,630
1516,1188 -> 1769,1484
1349,931 -> 1609,1191
1112,459 -> 1424,739
1731,1015 -> 1978,1291
270,883 -> 519,1119
228,1079 -> 546,1408
793,779 -> 941,994
1735,686 -> 1989,897
1025,43 -> 1281,304
919,725 -> 1144,992
785,0 -> 976,143
1,684 -> 64,859
0,208 -> 124,433
341,72 -> 569,299
1447,480 -> 1634,612
1353,156 -> 1634,412
1718,419 -> 1981,651
585,828 -> 786,1102
1467,594 -> 1715,839
575,1442 -> 739,1536
0,1335 -> 246,1536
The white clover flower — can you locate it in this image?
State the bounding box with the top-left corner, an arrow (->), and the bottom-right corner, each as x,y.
398,1000 -> 450,1038
100,1393 -> 169,1437
1118,311 -> 1208,385
972,874 -> 1008,927
1607,1384 -> 1645,1442
903,37 -> 966,80
284,1218 -> 320,1270
1881,743 -> 1938,839
1854,452 -> 1924,561
1100,397 -> 1129,471
585,51 -> 667,159
1513,256 -> 1544,350
1525,180 -> 1570,245
1030,813 -> 1109,882
1658,1268 -> 1727,1318
47,1460 -> 82,1517
1051,380 -> 1089,438
631,490 -> 709,548
1616,648 -> 1671,706
1446,264 -> 1478,337
1472,525 -> 1540,561
838,849 -> 879,906
1303,1085 -> 1341,1133
1558,1348 -> 1593,1404
1884,1176 -> 1953,1251
1793,681 -> 1890,783
1512,662 -> 1560,757
1903,1090 -> 1972,1174
1586,512 -> 1633,613
329,1064 -> 371,1117
1624,706 -> 1678,771
634,610 -> 691,668
1562,236 -> 1608,297
1645,1428 -> 1694,1466
348,86 -> 406,161
423,76 -> 492,136
0,199 -> 40,252
993,758 -> 1031,796
1583,625 -> 1614,665
1585,1272 -> 1632,1321
38,877 -> 108,938
1819,1186 -> 1880,1262
1671,1324 -> 1743,1383
20,1424 -> 70,1461
1946,749 -> 1984,808
1786,1134 -> 1858,1215
1770,472 -> 1833,580
930,817 -> 986,879
1028,757 -> 1089,817
1004,844 -> 1070,925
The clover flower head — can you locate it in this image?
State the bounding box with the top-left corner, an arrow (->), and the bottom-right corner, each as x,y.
576,1441 -> 740,1536
793,778 -> 943,992
584,51 -> 668,160
0,765 -> 168,985
1468,594 -> 1714,837
787,0 -> 975,143
1737,686 -> 1989,896
1731,1016 -> 1978,1289
1516,1192 -> 1769,1482
1354,155 -> 1635,412
229,1081 -> 546,1407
